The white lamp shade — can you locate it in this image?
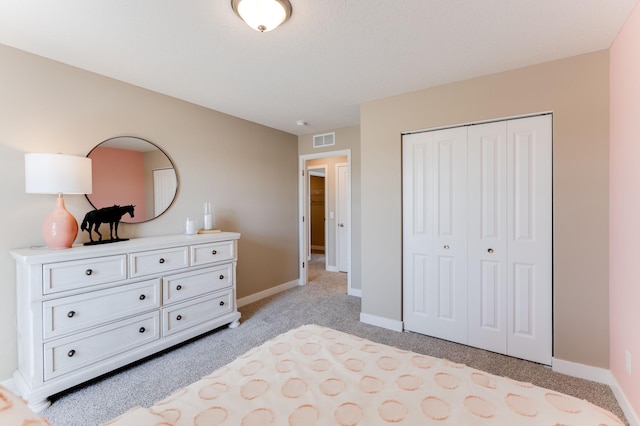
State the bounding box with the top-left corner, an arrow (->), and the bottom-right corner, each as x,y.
25,153 -> 92,195
233,0 -> 291,32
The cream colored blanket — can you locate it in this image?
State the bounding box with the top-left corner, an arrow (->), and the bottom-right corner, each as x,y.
105,324 -> 622,425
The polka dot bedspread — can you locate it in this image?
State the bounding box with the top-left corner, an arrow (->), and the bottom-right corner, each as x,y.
104,324 -> 623,425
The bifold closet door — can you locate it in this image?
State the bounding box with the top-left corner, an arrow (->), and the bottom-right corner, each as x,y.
403,114 -> 552,365
402,127 -> 468,345
467,115 -> 552,365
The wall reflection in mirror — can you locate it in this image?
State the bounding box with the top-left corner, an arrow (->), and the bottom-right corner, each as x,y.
86,136 -> 178,223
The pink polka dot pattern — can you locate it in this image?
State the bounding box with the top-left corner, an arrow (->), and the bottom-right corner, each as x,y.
239,360 -> 263,376
334,402 -> 362,426
240,379 -> 268,400
359,375 -> 384,394
242,408 -> 274,426
505,393 -> 538,417
343,357 -> 365,372
309,358 -> 331,372
198,382 -> 228,400
330,342 -> 351,355
545,393 -> 582,413
282,378 -> 308,398
464,395 -> 496,418
471,371 -> 496,389
320,378 -> 346,396
376,355 -> 400,371
378,400 -> 408,422
289,404 -> 319,425
434,372 -> 460,390
276,358 -> 295,373
395,374 -> 422,391
421,396 -> 451,420
194,406 -> 227,425
411,355 -> 437,369
106,325 -> 624,426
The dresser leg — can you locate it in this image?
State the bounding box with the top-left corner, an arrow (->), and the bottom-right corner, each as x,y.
229,319 -> 240,329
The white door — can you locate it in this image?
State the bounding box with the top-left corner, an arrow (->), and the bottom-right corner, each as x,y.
337,163 -> 349,272
467,121 -> 508,355
153,168 -> 177,216
504,115 -> 552,365
403,114 -> 552,365
402,127 -> 468,344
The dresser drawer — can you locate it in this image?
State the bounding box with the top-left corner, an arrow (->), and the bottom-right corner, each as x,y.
43,279 -> 161,340
162,290 -> 232,336
129,246 -> 189,277
44,312 -> 160,380
163,265 -> 232,304
43,255 -> 127,295
190,241 -> 235,266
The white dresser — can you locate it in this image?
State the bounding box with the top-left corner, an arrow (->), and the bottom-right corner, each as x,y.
10,233 -> 241,411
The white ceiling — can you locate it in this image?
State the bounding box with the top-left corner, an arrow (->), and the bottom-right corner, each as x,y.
0,1 -> 637,136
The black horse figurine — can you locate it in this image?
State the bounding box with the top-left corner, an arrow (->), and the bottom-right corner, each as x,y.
81,204 -> 135,244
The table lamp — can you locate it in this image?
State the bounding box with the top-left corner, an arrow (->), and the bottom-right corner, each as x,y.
25,153 -> 92,249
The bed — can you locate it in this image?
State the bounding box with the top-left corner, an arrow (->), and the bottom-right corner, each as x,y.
97,324 -> 623,425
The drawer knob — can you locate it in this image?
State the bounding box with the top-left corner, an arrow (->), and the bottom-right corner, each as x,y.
67,311 -> 76,318
85,269 -> 93,276
219,301 -> 225,306
159,258 -> 166,264
139,294 -> 146,300
176,285 -> 182,291
212,250 -> 217,255
444,245 -> 450,250
67,349 -> 76,357
488,248 -> 494,253
219,275 -> 224,280
139,327 -> 146,333
176,315 -> 182,321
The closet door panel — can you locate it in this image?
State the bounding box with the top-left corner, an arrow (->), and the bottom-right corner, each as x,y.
403,128 -> 468,344
468,122 -> 508,353
403,133 -> 435,332
506,115 -> 552,365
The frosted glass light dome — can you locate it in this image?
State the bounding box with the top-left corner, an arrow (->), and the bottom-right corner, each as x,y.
232,0 -> 292,32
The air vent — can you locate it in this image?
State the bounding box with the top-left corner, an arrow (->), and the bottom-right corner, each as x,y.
313,132 -> 335,148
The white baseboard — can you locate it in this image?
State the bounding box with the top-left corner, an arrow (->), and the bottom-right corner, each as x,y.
359,312 -> 403,332
325,265 -> 339,272
237,279 -> 299,308
553,357 -> 639,426
348,287 -> 362,297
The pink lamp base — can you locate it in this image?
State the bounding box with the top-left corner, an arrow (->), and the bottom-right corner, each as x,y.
43,196 -> 78,249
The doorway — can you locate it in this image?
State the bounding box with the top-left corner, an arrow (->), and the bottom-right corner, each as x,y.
299,150 -> 352,292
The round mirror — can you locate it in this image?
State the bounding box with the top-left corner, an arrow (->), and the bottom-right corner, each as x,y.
86,136 -> 178,223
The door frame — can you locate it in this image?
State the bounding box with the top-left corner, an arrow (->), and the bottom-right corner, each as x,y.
298,149 -> 352,293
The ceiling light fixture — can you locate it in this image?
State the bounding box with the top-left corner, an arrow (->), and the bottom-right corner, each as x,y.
231,0 -> 292,32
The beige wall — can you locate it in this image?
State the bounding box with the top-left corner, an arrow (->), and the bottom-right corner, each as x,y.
299,126 -> 361,290
361,51 -> 610,368
0,44 -> 299,380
